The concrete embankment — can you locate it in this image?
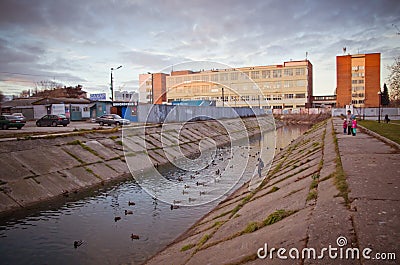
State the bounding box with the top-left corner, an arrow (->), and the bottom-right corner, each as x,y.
0,116 -> 274,215
145,117 -> 400,265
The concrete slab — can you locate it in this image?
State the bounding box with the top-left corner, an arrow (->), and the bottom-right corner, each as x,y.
125,152 -> 154,173
84,140 -> 119,160
105,159 -> 129,174
62,144 -> 101,164
186,207 -> 312,265
35,172 -> 81,195
0,192 -> 21,212
7,178 -> 54,206
85,163 -> 119,181
60,166 -> 102,187
0,153 -> 34,183
11,147 -> 80,175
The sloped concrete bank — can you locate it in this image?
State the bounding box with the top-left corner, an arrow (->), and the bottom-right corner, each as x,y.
145,118 -> 355,265
0,116 -> 274,216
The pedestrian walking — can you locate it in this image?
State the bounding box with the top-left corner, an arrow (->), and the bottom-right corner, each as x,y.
346,110 -> 354,135
257,158 -> 264,178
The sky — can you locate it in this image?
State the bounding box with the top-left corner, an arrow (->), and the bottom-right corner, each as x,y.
0,0 -> 399,98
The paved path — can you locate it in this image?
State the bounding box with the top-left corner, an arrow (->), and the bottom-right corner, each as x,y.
145,118 -> 399,264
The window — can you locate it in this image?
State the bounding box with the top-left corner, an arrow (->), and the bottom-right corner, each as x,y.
184,76 -> 191,82
284,81 -> 294,88
295,68 -> 305,75
284,69 -> 293,76
264,82 -> 272,89
201,75 -> 209,82
296,80 -> 306,87
71,106 -> 80,112
220,73 -> 228,81
273,70 -> 282,78
261,70 -> 271,79
273,105 -> 282,109
273,82 -> 282,89
295,93 -> 306,98
83,107 -> 89,112
251,71 -> 260,79
230,72 -> 238,80
176,77 -> 182,84
211,74 -> 218,82
285,94 -> 294,99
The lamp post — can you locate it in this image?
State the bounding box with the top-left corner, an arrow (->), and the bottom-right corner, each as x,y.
147,72 -> 154,104
111,65 -> 123,102
221,86 -> 225,107
377,91 -> 381,123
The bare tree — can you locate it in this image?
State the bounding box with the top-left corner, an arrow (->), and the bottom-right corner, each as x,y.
387,56 -> 400,104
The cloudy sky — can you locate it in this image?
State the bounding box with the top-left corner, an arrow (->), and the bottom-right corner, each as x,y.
0,0 -> 399,98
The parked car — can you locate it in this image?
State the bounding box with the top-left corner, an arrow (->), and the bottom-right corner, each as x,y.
36,114 -> 70,127
0,114 -> 26,129
12,113 -> 27,122
95,114 -> 130,126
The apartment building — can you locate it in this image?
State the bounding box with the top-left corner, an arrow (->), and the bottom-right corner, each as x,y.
336,53 -> 380,108
165,60 -> 313,109
138,73 -> 168,104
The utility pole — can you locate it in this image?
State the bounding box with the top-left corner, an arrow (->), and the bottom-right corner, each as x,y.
111,65 -> 123,102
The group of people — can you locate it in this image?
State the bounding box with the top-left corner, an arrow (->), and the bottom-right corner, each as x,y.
343,110 -> 357,136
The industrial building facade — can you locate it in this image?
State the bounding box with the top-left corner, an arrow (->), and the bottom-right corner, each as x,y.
165,60 -> 313,109
336,53 -> 380,108
139,60 -> 313,109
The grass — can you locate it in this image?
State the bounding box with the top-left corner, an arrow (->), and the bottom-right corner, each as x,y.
263,209 -> 297,226
180,243 -> 196,252
306,190 -> 318,201
359,120 -> 400,145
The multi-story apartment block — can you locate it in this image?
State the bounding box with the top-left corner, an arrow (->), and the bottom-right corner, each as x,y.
138,73 -> 168,104
336,53 -> 380,108
165,60 -> 313,109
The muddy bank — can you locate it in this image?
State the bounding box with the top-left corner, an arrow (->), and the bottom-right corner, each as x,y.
275,113 -> 331,124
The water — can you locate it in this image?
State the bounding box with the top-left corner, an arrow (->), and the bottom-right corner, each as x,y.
0,124 -> 309,265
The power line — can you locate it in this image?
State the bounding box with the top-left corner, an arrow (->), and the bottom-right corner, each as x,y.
0,71 -> 74,79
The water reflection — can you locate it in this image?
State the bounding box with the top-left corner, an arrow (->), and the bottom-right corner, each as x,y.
0,125 -> 309,265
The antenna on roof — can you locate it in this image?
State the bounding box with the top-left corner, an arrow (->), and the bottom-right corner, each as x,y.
306,51 -> 308,60
343,47 -> 347,54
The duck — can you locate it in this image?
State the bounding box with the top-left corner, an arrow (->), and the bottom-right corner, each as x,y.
177,176 -> 183,182
190,175 -> 195,179
173,200 -> 182,204
128,201 -> 135,206
114,216 -> 121,222
125,210 -> 133,215
182,190 -> 188,195
131,234 -> 140,240
200,191 -> 206,196
188,197 -> 196,202
184,184 -> 190,189
170,204 -> 180,210
73,240 -> 84,248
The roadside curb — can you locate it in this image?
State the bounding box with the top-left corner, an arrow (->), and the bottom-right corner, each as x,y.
358,124 -> 400,150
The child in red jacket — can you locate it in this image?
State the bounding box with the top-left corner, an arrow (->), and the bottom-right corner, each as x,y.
343,119 -> 347,134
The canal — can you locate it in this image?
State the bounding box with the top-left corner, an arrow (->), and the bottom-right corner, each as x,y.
0,124 -> 309,265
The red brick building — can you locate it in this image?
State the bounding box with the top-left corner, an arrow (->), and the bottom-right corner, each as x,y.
336,53 -> 380,108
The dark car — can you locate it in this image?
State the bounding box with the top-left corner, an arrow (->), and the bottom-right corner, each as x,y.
0,115 -> 26,129
36,114 -> 70,127
95,114 -> 130,126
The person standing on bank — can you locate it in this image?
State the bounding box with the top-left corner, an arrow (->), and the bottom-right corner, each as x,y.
352,118 -> 357,136
346,110 -> 354,135
343,119 -> 347,134
257,158 -> 264,178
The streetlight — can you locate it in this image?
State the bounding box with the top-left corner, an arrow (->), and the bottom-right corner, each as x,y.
111,65 -> 123,102
221,86 -> 225,107
147,72 -> 154,104
377,91 -> 381,123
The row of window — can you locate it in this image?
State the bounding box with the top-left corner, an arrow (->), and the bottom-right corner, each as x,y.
352,72 -> 365,78
352,66 -> 365,71
168,68 -> 307,85
352,86 -> 365,92
352,93 -> 365,98
352,79 -> 364,84
170,93 -> 306,102
352,99 -> 365,104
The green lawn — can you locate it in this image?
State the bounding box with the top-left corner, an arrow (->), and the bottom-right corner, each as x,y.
359,120 -> 400,145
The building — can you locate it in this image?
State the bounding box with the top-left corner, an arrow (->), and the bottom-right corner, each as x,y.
32,97 -> 91,120
164,60 -> 313,110
1,97 -> 42,120
114,90 -> 138,102
336,53 -> 380,108
312,95 -> 336,108
139,73 -> 169,104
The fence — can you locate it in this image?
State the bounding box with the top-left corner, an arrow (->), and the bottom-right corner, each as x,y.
332,107 -> 400,120
137,104 -> 267,123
